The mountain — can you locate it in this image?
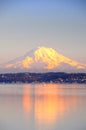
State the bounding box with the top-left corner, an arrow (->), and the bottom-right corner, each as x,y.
0,46 -> 86,73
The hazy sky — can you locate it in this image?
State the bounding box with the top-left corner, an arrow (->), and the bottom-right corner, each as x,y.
0,0 -> 86,64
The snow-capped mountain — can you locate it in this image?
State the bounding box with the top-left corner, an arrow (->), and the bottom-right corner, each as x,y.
0,46 -> 86,73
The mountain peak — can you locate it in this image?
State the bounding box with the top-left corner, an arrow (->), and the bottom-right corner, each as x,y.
0,46 -> 86,73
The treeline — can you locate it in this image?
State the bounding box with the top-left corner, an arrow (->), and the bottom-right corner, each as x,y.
0,72 -> 86,83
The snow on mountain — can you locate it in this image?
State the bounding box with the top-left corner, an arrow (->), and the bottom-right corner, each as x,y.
0,46 -> 86,73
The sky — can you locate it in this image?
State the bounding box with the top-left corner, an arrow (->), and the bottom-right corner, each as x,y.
0,0 -> 86,64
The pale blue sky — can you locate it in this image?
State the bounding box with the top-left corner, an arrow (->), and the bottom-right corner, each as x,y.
0,0 -> 86,63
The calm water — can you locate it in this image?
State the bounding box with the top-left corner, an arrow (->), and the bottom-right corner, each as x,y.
0,84 -> 86,130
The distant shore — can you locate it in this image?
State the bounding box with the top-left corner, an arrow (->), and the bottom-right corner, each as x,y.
0,72 -> 86,84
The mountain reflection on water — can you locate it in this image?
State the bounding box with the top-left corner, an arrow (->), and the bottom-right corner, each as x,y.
0,83 -> 86,130
22,84 -> 86,126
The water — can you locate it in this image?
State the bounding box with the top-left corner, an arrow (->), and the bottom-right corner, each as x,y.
0,84 -> 86,130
